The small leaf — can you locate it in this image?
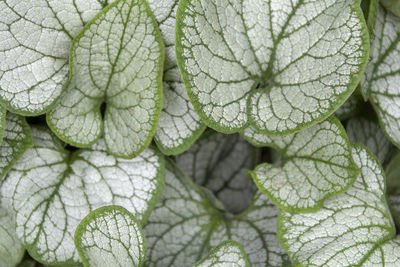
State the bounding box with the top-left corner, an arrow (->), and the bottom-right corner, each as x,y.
0,113 -> 33,180
75,206 -> 145,267
0,204 -> 24,267
0,127 -> 164,265
381,0 -> 400,18
175,132 -> 256,213
192,240 -> 250,267
0,0 -> 111,115
147,0 -> 206,155
361,4 -> 400,149
245,117 -> 359,212
47,0 -> 165,158
334,92 -> 363,120
279,144 -> 395,266
175,0 -> 369,134
144,160 -> 287,267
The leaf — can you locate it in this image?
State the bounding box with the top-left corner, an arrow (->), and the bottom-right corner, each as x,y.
0,0 -> 112,115
278,144 -> 395,266
75,206 -> 145,267
147,0 -> 206,155
47,0 -> 165,158
334,92 -> 363,120
175,0 -> 369,135
346,116 -> 392,163
360,237 -> 400,266
385,151 -> 400,225
381,0 -> 400,18
175,131 -> 256,213
0,113 -> 33,180
144,160 -> 288,267
192,240 -> 250,267
245,117 -> 359,212
361,4 -> 400,149
0,204 -> 24,267
0,127 -> 164,265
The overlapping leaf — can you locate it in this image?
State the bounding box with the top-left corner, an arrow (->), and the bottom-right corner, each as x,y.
75,206 -> 145,267
244,117 -> 358,212
0,127 -> 164,265
175,132 -> 255,213
47,0 -> 164,158
144,160 -> 288,267
334,93 -> 362,120
381,0 -> 400,17
176,0 -> 369,134
0,0 -> 113,115
361,4 -> 400,148
347,116 -> 392,163
192,240 -> 250,267
147,0 -> 206,155
279,144 -> 396,266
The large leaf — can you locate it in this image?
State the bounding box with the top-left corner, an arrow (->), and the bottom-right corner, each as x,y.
175,0 -> 369,135
0,0 -> 112,115
279,144 -> 395,266
147,0 -> 206,155
47,0 -> 165,158
75,206 -> 145,267
175,132 -> 256,213
192,240 -> 250,267
144,160 -> 288,267
0,204 -> 24,267
361,4 -> 400,149
347,116 -> 392,164
244,117 -> 358,212
0,127 -> 164,265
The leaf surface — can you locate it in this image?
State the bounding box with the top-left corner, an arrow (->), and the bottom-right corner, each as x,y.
0,127 -> 164,265
244,117 -> 358,212
176,0 -> 369,134
0,0 -> 113,115
279,144 -> 395,266
144,160 -> 288,267
147,0 -> 206,155
75,206 -> 145,267
192,240 -> 250,267
381,0 -> 400,17
47,0 -> 164,158
175,132 -> 255,213
361,4 -> 400,148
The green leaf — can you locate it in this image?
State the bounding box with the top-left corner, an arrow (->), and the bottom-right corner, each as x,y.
0,204 -> 24,267
75,206 -> 145,267
346,116 -> 392,163
0,127 -> 164,265
381,0 -> 400,18
0,0 -> 112,115
144,160 -> 288,267
0,113 -> 33,180
334,92 -> 363,120
192,240 -> 250,267
278,144 -> 395,266
245,117 -> 359,212
175,0 -> 369,135
147,0 -> 206,155
47,0 -> 165,158
175,131 -> 256,213
361,4 -> 400,149
385,151 -> 400,225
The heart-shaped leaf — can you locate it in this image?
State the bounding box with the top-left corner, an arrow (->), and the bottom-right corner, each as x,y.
175,0 -> 369,134
0,204 -> 24,267
245,117 -> 358,212
147,0 -> 206,155
347,116 -> 392,163
279,144 -> 395,266
0,127 -> 164,265
144,160 -> 288,267
192,240 -> 250,267
175,131 -> 256,213
75,206 -> 145,267
361,4 -> 400,149
0,0 -> 112,115
47,0 -> 165,158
